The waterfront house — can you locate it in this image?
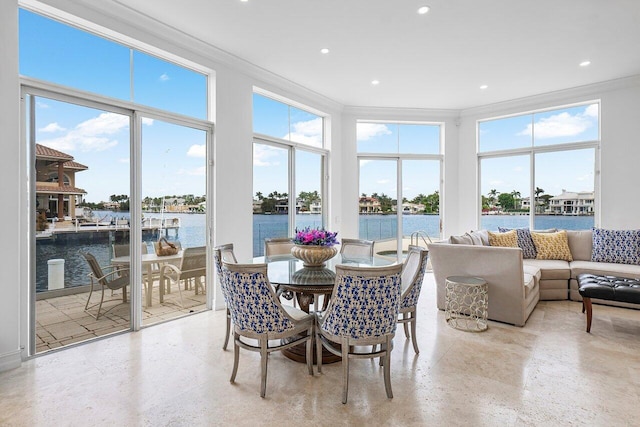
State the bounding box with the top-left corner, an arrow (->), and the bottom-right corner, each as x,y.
35,143 -> 87,220
359,196 -> 381,213
549,190 -> 595,215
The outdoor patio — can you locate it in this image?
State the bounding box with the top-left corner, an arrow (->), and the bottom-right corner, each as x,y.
35,284 -> 206,353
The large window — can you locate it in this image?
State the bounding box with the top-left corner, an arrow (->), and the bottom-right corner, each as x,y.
21,9 -> 212,354
357,121 -> 442,259
252,92 -> 327,256
479,103 -> 599,231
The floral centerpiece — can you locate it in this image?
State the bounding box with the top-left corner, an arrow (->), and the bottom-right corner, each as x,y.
291,227 -> 339,267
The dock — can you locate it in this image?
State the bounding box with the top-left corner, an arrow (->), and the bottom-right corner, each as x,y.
36,217 -> 181,242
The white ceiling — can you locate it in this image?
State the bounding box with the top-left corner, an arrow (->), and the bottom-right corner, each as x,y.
111,0 -> 640,110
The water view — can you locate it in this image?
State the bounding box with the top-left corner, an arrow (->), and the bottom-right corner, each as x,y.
36,212 -> 594,291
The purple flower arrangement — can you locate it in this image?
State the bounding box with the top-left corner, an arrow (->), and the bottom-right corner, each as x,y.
293,226 -> 339,247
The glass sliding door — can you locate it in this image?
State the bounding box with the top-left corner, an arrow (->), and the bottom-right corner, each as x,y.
30,94 -> 131,353
295,150 -> 324,231
402,159 -> 441,244
253,143 -> 290,256
358,159 -> 398,249
141,118 -> 209,325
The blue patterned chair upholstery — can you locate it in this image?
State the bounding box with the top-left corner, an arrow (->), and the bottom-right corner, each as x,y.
316,263 -> 403,404
398,245 -> 429,354
213,244 -> 238,350
220,261 -> 315,398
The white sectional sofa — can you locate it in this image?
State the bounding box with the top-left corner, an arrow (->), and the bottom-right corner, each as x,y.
429,229 -> 640,327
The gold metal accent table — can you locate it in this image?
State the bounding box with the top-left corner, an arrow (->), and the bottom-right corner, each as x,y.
445,276 -> 488,332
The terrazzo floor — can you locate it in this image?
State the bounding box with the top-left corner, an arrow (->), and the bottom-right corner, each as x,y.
2,273 -> 639,426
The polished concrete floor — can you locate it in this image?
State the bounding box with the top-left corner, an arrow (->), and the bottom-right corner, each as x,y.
2,273 -> 639,426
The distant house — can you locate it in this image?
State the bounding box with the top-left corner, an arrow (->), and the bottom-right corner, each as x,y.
359,196 -> 380,213
35,144 -> 87,219
549,189 -> 595,215
392,202 -> 425,214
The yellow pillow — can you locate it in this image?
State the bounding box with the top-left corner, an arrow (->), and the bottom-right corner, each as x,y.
488,230 -> 518,248
530,230 -> 573,261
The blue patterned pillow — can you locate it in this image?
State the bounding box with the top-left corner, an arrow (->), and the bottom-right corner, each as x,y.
498,227 -> 536,259
591,228 -> 640,265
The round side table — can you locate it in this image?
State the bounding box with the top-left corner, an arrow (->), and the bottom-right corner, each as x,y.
445,276 -> 488,332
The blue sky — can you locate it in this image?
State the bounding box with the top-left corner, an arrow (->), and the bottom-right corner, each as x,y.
20,9 -> 207,203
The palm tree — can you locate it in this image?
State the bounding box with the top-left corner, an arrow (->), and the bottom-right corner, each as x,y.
511,190 -> 521,210
534,187 -> 544,213
488,189 -> 498,208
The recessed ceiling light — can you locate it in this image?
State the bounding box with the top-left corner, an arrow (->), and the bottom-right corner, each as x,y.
480,84 -> 488,90
417,6 -> 430,14
240,0 -> 248,2
320,48 -> 329,54
371,80 -> 380,85
579,60 -> 591,67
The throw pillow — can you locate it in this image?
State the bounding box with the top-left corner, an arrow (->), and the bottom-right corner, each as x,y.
449,234 -> 473,245
591,228 -> 640,265
530,230 -> 573,261
498,227 -> 536,259
488,230 -> 518,248
468,230 -> 489,246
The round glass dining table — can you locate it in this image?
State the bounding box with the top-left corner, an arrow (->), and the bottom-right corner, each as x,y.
253,253 -> 396,364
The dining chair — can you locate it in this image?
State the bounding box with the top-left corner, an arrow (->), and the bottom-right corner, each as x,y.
112,242 -> 149,257
160,246 -> 206,307
339,238 -> 375,258
316,263 -> 403,404
264,237 -> 294,258
213,243 -> 238,350
398,245 -> 429,354
82,252 -> 130,319
220,261 -> 314,398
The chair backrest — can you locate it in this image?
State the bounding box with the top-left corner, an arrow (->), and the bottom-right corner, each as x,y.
322,263 -> 403,340
400,246 -> 429,309
340,238 -> 375,258
178,246 -> 206,280
264,237 -> 294,257
81,252 -> 127,290
112,243 -> 149,258
221,262 -> 294,334
214,243 -> 237,276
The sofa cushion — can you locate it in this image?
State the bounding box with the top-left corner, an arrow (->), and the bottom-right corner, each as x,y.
488,230 -> 518,248
499,227 -> 537,259
570,260 -> 640,279
523,259 -> 571,280
523,263 -> 542,283
523,272 -> 537,299
531,230 -> 573,261
591,228 -> 640,265
566,230 -> 593,261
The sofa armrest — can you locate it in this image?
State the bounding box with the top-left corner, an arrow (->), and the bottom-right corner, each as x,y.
429,242 -> 529,326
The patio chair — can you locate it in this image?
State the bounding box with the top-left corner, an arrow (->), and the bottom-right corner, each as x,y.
339,238 -> 375,258
82,252 -> 130,320
213,243 -> 238,350
160,246 -> 205,307
264,237 -> 294,258
221,261 -> 314,398
398,245 -> 429,354
316,263 -> 403,404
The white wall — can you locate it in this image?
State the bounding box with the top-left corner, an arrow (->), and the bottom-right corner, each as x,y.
0,0 -> 22,371
455,76 -> 640,236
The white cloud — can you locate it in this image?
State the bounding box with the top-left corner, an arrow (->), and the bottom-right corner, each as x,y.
282,117 -> 323,146
38,112 -> 128,152
142,117 -> 154,126
159,73 -> 169,82
187,144 -> 206,158
513,166 -> 523,172
118,158 -> 129,164
253,144 -> 282,167
36,101 -> 49,109
356,123 -> 391,141
187,166 -> 206,176
377,179 -> 390,184
517,105 -> 597,139
576,174 -> 592,182
40,122 -> 66,133
359,159 -> 372,167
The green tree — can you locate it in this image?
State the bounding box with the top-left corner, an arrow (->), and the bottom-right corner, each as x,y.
498,192 -> 515,210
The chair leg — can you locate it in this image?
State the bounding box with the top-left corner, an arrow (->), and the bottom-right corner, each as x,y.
383,336 -> 393,399
410,311 -> 419,354
223,308 -> 231,350
95,287 -> 106,320
316,327 -> 323,374
403,312 -> 410,339
230,332 -> 240,383
342,338 -> 350,404
306,325 -> 314,376
260,338 -> 268,398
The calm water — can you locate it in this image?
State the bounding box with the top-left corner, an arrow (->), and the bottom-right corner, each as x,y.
36,212 -> 593,291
